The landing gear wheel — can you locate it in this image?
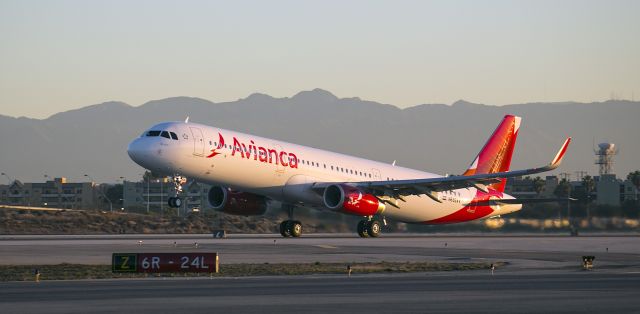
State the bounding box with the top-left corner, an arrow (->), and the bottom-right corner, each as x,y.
168,197 -> 182,208
279,221 -> 290,237
169,175 -> 187,209
367,220 -> 381,238
289,220 -> 302,238
357,220 -> 369,238
279,220 -> 303,237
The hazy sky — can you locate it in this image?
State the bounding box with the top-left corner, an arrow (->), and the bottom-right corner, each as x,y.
1,0 -> 638,119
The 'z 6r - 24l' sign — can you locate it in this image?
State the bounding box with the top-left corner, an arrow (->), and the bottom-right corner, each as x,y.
112,253 -> 219,273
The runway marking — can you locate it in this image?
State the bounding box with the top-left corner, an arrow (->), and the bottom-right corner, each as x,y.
315,245 -> 338,249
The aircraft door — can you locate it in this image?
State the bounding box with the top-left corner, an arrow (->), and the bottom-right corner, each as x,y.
190,127 -> 205,156
371,168 -> 382,181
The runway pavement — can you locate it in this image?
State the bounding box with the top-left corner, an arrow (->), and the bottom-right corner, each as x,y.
2,234 -> 640,313
1,234 -> 639,271
2,271 -> 640,313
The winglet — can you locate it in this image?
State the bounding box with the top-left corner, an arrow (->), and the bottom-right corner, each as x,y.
549,137 -> 571,169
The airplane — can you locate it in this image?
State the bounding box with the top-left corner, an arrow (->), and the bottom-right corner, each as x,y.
127,115 -> 571,238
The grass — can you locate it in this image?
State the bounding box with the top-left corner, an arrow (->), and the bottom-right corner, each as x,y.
0,261 -> 501,282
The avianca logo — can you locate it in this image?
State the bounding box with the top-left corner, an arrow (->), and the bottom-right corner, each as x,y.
206,133 -> 225,158
206,133 -> 299,169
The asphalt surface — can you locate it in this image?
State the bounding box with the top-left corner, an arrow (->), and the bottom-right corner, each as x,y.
2,271 -> 640,313
1,234 -> 639,271
1,234 -> 640,313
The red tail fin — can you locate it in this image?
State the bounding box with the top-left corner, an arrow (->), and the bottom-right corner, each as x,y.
463,115 -> 521,192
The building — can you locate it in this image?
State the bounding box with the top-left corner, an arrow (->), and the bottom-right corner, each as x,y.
595,174 -> 639,206
0,177 -> 98,209
504,174 -> 638,207
122,179 -> 210,213
503,177 -> 537,198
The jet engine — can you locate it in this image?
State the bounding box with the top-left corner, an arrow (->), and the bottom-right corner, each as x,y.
207,186 -> 268,216
323,184 -> 385,216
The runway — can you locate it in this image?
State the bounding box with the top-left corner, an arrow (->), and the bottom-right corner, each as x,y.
1,234 -> 640,313
1,234 -> 639,271
2,271 -> 640,313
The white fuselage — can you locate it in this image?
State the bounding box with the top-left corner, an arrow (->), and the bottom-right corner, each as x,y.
127,121 -> 519,224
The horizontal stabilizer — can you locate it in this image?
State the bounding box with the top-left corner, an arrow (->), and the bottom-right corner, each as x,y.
472,198 -> 577,206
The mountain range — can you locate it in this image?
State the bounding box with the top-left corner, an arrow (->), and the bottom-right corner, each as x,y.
1,89 -> 638,183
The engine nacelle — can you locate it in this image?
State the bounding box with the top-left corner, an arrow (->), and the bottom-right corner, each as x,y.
207,186 -> 268,216
323,184 -> 385,216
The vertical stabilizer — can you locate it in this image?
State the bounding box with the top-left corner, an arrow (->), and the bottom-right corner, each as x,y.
462,115 -> 521,192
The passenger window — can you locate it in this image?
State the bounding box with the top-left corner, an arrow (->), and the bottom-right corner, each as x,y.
146,130 -> 161,137
161,131 -> 171,139
170,132 -> 178,140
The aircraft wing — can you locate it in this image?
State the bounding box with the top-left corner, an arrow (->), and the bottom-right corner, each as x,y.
312,138 -> 571,204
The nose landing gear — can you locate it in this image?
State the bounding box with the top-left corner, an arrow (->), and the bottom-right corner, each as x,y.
168,175 -> 187,208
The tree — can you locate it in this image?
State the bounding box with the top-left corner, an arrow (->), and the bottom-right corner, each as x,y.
582,175 -> 595,221
627,170 -> 640,194
105,184 -> 123,208
532,176 -> 545,196
554,179 -> 571,221
554,179 -> 570,198
143,171 -> 158,182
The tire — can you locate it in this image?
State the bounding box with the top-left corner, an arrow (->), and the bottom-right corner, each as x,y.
279,221 -> 290,237
357,220 -> 369,238
289,221 -> 302,237
168,197 -> 175,208
367,220 -> 381,238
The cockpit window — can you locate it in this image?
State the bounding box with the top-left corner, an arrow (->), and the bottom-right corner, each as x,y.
170,132 -> 178,140
146,130 -> 161,137
161,131 -> 171,139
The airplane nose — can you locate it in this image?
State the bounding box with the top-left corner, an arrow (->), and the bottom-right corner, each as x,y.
127,137 -> 175,173
127,137 -> 151,167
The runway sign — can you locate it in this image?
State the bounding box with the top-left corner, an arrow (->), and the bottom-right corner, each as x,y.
112,253 -> 219,273
112,253 -> 137,273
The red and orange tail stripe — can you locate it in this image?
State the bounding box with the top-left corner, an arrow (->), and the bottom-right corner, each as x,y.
463,115 -> 521,192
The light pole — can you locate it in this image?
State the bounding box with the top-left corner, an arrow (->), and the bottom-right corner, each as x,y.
84,174 -> 112,212
119,176 -> 126,212
160,178 -> 163,216
1,172 -> 12,184
142,173 -> 150,214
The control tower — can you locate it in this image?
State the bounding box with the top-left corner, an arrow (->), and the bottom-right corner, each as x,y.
595,143 -> 618,175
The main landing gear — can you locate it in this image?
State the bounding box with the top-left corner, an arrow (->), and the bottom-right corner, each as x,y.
168,175 -> 187,208
279,220 -> 303,238
279,204 -> 302,237
357,218 -> 382,238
